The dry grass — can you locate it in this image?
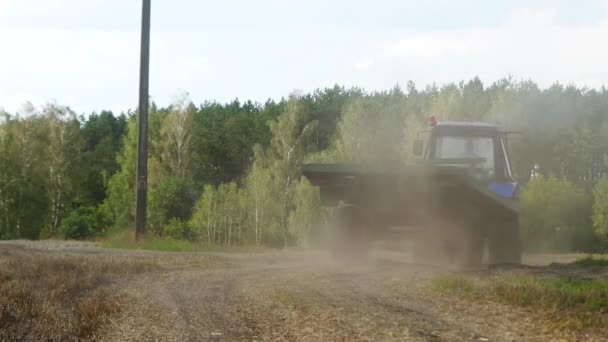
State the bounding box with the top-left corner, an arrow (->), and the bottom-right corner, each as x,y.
0,247 -> 158,341
432,273 -> 608,334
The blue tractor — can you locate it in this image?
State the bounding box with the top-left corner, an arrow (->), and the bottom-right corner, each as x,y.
302,119 -> 522,267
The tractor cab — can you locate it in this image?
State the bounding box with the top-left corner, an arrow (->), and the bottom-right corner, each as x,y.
414,119 -> 517,198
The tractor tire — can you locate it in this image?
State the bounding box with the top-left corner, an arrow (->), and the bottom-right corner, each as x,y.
328,206 -> 370,260
443,223 -> 484,269
412,228 -> 443,265
487,218 -> 522,265
413,224 -> 483,269
460,225 -> 484,269
450,225 -> 485,270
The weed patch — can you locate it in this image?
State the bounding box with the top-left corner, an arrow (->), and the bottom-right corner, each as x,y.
0,247 -> 158,341
432,274 -> 608,330
103,230 -> 275,253
274,290 -> 310,311
102,230 -> 207,252
573,255 -> 608,267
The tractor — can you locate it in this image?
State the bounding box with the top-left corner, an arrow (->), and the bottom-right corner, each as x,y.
302,118 -> 522,267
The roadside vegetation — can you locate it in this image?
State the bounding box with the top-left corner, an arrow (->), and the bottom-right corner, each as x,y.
102,230 -> 207,252
573,255 -> 608,266
102,230 -> 273,253
0,247 -> 158,341
3,79 -> 608,253
432,258 -> 608,335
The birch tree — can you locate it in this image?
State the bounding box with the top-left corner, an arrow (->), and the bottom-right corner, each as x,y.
245,146 -> 274,246
267,95 -> 318,246
0,112 -> 15,238
161,92 -> 195,179
41,104 -> 82,237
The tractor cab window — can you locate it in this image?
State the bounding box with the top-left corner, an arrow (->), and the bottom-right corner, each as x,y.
434,136 -> 495,171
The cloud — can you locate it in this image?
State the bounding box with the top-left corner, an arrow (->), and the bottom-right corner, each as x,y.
355,7 -> 608,89
354,58 -> 374,70
0,27 -> 140,114
1,3 -> 608,114
0,0 -> 135,30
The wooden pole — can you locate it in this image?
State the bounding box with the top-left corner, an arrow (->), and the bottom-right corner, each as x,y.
136,0 -> 151,240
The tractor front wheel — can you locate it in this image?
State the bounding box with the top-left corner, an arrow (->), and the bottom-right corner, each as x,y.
487,217 -> 522,265
461,225 -> 484,269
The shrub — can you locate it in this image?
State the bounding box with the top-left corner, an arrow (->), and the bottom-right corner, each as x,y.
0,250 -> 156,341
148,177 -> 197,235
520,175 -> 595,252
102,230 -> 206,252
162,218 -> 196,240
59,206 -> 108,240
593,176 -> 608,247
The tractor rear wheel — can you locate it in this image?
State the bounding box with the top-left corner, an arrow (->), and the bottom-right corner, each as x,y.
412,227 -> 444,264
328,206 -> 370,260
413,223 -> 483,269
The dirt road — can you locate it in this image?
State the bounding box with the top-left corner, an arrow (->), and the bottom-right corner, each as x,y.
0,241 -> 600,341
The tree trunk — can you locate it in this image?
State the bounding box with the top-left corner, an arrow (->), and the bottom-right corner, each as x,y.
228,216 -> 232,246
206,211 -> 211,245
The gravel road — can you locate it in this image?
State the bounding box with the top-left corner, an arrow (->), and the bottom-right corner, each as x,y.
1,241 -> 600,341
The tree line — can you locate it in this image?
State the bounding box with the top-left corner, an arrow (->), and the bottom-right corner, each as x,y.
2,79 -> 608,252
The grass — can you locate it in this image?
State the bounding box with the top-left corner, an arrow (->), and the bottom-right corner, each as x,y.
274,290 -> 310,311
433,276 -> 608,311
573,255 -> 608,267
432,274 -> 608,330
102,230 -> 208,252
0,247 -> 158,341
102,230 -> 276,253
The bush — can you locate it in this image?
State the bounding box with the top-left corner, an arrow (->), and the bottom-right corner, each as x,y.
102,230 -> 206,252
59,206 -> 108,240
148,177 -> 197,235
432,274 -> 608,330
288,178 -> 322,246
593,176 -> 608,245
162,218 -> 196,240
520,175 -> 595,252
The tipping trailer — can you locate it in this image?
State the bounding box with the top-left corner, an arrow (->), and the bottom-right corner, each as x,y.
302,119 -> 522,267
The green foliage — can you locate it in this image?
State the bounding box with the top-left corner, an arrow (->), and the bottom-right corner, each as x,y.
288,178 -> 322,246
188,95 -> 321,247
190,99 -> 281,186
102,117 -> 138,230
593,176 -> 608,241
520,175 -> 595,252
59,206 -> 108,240
161,218 -> 192,240
242,146 -> 282,246
322,93 -> 407,163
2,80 -> 608,252
80,111 -> 127,205
188,182 -> 246,246
102,230 -> 206,252
265,96 -> 319,246
574,255 -> 608,267
148,177 -> 197,235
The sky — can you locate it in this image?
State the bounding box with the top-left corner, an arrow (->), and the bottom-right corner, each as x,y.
1,0 -> 608,115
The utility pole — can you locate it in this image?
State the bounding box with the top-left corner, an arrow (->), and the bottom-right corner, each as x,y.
136,0 -> 151,240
